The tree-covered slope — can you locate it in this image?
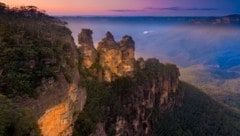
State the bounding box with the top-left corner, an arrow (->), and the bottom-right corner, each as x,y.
0,3 -> 75,97
153,82 -> 240,136
0,94 -> 40,136
0,3 -> 79,135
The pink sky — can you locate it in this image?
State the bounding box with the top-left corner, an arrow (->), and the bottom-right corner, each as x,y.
2,0 -> 160,15
2,0 -> 239,16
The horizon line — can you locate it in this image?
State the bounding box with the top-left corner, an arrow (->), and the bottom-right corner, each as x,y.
55,14 -> 240,18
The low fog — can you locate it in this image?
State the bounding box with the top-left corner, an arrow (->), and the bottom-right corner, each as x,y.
63,17 -> 240,69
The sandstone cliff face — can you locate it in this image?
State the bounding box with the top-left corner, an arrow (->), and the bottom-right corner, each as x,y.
78,29 -> 97,69
36,72 -> 86,136
118,35 -> 135,77
13,35 -> 87,136
97,32 -> 122,81
79,30 -> 135,82
110,59 -> 183,136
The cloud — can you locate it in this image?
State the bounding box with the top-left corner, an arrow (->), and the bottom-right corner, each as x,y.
109,9 -> 143,12
109,7 -> 219,13
145,7 -> 219,11
186,7 -> 219,11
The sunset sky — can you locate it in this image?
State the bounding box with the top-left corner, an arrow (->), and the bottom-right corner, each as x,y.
2,0 -> 240,16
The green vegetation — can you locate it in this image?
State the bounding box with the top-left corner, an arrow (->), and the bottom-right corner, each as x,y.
0,94 -> 40,136
73,77 -> 136,136
74,58 -> 180,135
153,81 -> 240,136
0,3 -> 78,135
0,3 -> 75,97
73,80 -> 108,136
3,2 -> 236,135
75,58 -> 240,136
134,58 -> 179,87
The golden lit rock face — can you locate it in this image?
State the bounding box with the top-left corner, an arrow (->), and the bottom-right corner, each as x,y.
38,84 -> 86,136
97,32 -> 135,81
13,29 -> 86,136
118,35 -> 135,76
78,30 -> 136,82
99,49 -> 122,81
80,45 -> 97,68
38,102 -> 70,136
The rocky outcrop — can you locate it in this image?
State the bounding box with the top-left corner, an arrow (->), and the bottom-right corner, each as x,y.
79,30 -> 135,82
36,73 -> 86,136
97,32 -> 122,81
118,35 -> 135,77
13,35 -> 87,136
78,29 -> 97,68
78,29 -> 183,136
110,59 -> 183,136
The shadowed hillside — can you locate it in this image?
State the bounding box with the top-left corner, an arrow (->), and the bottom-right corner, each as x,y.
180,65 -> 240,109
153,81 -> 240,136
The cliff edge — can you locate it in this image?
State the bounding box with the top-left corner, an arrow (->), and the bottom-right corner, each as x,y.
0,5 -> 87,136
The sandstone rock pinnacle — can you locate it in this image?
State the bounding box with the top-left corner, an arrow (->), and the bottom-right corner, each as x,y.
79,30 -> 136,81
118,35 -> 135,76
78,29 -> 94,47
97,31 -> 119,50
78,29 -> 97,68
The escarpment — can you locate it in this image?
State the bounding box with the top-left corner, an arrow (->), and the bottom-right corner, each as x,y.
13,31 -> 87,136
0,6 -> 87,135
1,4 -> 240,136
74,29 -> 183,136
1,5 -> 182,135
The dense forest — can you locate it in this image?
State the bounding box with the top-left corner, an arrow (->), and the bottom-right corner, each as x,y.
153,82 -> 240,136
0,2 -> 74,98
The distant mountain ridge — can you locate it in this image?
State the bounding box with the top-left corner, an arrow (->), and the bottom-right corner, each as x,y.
60,14 -> 240,25
190,14 -> 240,25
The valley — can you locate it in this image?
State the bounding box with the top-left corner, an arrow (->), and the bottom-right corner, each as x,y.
0,2 -> 240,136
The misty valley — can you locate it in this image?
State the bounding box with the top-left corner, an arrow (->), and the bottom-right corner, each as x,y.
1,2 -> 240,136
62,16 -> 240,109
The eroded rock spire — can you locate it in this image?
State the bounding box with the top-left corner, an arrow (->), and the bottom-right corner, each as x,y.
78,29 -> 97,68
78,29 -> 94,47
79,29 -> 135,81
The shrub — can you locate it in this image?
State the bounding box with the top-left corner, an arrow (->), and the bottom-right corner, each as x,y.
0,94 -> 40,136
